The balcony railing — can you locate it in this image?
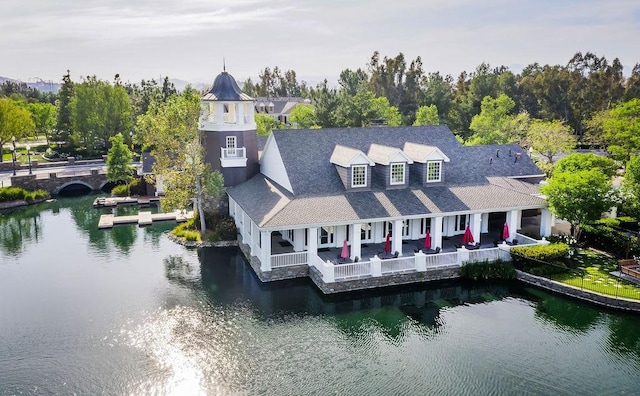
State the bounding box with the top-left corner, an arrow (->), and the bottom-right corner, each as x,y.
220,147 -> 246,159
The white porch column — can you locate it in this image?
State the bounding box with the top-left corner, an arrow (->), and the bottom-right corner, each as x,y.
506,210 -> 518,242
433,216 -> 443,250
481,213 -> 489,233
410,219 -> 422,239
250,221 -> 258,255
471,213 -> 482,244
351,223 -> 362,260
516,210 -> 522,229
540,208 -> 552,237
293,228 -> 305,252
307,227 -> 318,263
393,219 -> 403,256
260,230 -> 271,272
242,212 -> 250,243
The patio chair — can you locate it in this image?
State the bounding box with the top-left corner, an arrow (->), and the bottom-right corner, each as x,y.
393,251 -> 399,258
434,247 -> 441,254
354,256 -> 359,262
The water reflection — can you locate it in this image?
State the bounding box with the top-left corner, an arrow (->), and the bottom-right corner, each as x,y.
0,195 -> 174,258
0,203 -> 44,256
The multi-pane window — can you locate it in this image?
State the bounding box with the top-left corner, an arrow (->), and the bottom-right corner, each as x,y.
226,136 -> 237,156
390,163 -> 405,185
351,165 -> 367,187
360,223 -> 372,241
427,161 -> 441,182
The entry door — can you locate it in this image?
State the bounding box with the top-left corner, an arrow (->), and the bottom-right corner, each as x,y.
318,226 -> 335,247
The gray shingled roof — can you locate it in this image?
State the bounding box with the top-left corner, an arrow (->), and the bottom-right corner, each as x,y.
226,125 -> 547,229
227,175 -> 546,228
270,126 -> 542,196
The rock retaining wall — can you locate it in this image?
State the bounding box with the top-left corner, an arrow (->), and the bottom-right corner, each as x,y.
516,270 -> 640,312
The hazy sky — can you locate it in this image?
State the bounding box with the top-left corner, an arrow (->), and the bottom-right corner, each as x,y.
2,0 -> 639,86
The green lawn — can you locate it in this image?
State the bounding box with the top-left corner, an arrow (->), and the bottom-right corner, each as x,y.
547,249 -> 640,301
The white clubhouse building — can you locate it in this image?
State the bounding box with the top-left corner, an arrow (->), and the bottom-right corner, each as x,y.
200,71 -> 552,292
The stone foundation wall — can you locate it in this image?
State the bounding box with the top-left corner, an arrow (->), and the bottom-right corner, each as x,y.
516,270 -> 640,312
309,266 -> 460,294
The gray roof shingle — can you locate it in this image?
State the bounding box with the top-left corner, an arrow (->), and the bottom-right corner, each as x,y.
227,126 -> 547,229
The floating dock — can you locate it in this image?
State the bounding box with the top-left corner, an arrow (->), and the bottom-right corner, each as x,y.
93,196 -> 160,208
98,210 -> 193,229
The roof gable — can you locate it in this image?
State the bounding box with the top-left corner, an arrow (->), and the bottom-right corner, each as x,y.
330,145 -> 375,167
403,142 -> 451,163
367,143 -> 413,165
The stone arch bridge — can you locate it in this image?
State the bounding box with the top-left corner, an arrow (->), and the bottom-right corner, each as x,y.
10,168 -> 117,195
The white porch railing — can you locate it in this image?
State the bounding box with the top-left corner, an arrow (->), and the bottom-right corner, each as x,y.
466,247 -> 511,263
381,256 -> 416,274
220,147 -> 246,159
271,251 -> 307,268
425,251 -> 459,268
334,261 -> 372,281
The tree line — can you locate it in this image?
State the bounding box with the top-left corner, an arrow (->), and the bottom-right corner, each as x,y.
2,50 -> 639,162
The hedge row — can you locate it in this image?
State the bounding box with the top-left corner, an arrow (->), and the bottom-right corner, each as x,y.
0,187 -> 49,203
459,259 -> 515,280
581,224 -> 640,258
510,243 -> 571,275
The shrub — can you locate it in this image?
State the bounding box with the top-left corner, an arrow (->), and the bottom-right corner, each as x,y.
529,262 -> 568,276
511,243 -> 570,262
111,184 -> 129,197
171,218 -> 201,242
459,259 -> 515,280
0,187 -> 49,203
581,224 -> 640,258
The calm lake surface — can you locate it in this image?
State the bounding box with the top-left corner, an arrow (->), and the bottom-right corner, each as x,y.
1,195 -> 639,395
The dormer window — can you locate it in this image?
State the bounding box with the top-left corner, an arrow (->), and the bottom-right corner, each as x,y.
427,161 -> 442,183
351,165 -> 367,188
258,102 -> 265,112
268,102 -> 275,113
390,163 -> 405,185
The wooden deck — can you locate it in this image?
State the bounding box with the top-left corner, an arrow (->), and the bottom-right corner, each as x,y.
98,210 -> 193,229
93,196 -> 160,208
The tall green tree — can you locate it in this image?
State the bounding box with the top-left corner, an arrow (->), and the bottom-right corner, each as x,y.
255,113 -> 283,135
136,88 -> 212,233
0,98 -> 34,161
311,80 -> 339,128
541,169 -> 616,239
467,94 -> 529,145
622,154 -> 640,217
289,103 -> 318,129
552,153 -> 618,178
413,105 -> 439,126
28,102 -> 56,144
601,99 -> 640,161
526,119 -> 576,163
54,70 -> 74,144
106,133 -> 134,195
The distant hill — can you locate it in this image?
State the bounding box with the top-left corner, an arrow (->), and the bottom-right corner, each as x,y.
0,76 -> 60,94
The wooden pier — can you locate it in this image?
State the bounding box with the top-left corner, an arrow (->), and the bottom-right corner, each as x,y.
98,210 -> 193,229
93,196 -> 160,208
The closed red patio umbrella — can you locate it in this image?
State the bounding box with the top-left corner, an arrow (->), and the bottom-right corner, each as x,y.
384,233 -> 391,253
341,240 -> 349,259
462,225 -> 474,245
502,222 -> 510,241
424,231 -> 432,250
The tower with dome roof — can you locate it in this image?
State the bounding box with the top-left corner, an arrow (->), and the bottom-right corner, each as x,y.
199,69 -> 259,186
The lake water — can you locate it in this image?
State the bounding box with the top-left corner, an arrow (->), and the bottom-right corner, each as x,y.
1,195 -> 639,395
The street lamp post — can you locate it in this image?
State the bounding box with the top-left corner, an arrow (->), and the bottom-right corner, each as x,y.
9,146 -> 16,176
11,136 -> 16,176
26,144 -> 32,174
